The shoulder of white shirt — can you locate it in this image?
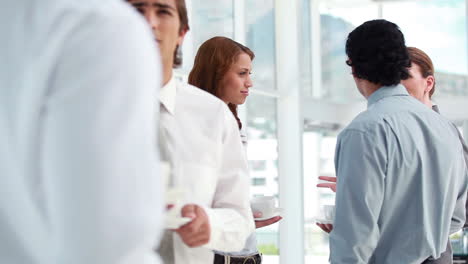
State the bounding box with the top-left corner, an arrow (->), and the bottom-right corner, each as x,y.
175,78 -> 231,111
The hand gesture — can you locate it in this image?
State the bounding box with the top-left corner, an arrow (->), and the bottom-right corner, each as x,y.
316,176 -> 336,233
316,176 -> 337,192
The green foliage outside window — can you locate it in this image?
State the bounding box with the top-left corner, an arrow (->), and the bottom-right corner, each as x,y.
258,243 -> 279,255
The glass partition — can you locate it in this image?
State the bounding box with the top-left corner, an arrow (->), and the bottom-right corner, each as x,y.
246,94 -> 280,261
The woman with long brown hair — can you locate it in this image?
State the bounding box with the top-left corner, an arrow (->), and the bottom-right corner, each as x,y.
189,36 -> 253,130
189,36 -> 282,264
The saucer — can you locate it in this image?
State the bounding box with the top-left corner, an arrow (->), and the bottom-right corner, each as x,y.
314,217 -> 333,224
254,208 -> 283,221
165,216 -> 192,229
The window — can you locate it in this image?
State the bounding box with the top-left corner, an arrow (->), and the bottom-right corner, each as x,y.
250,160 -> 267,171
178,0 -> 234,75
383,0 -> 468,97
246,94 -> 279,260
252,177 -> 267,186
245,0 -> 276,92
318,3 -> 379,103
303,131 -> 338,263
190,0 -> 234,45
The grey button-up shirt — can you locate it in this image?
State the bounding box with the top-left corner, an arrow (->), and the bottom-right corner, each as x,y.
330,85 -> 468,264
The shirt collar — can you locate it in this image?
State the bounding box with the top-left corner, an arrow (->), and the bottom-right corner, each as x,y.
367,84 -> 409,108
159,75 -> 177,115
432,104 -> 440,114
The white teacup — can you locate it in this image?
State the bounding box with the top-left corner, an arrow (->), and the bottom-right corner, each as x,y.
251,196 -> 276,218
322,205 -> 335,221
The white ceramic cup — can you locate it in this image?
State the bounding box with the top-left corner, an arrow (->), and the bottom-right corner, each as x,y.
250,196 -> 276,218
322,205 -> 335,221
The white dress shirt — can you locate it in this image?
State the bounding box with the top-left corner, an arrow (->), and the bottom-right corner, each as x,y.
159,76 -> 255,264
0,0 -> 163,263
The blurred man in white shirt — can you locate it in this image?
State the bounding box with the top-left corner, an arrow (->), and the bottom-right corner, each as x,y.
0,0 -> 163,263
126,0 -> 255,263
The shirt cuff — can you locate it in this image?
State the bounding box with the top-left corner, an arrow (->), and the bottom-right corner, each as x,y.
201,205 -> 254,252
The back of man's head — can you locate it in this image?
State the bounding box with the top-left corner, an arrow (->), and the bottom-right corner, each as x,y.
345,19 -> 410,86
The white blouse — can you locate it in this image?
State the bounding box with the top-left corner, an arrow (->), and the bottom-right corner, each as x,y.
216,128 -> 260,257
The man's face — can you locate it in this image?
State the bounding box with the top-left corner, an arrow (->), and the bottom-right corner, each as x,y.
128,0 -> 186,69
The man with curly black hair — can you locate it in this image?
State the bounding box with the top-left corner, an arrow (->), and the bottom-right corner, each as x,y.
329,19 -> 468,263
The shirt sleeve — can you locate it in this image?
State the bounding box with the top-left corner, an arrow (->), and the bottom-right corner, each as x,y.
452,126 -> 468,232
330,129 -> 387,264
41,8 -> 163,264
202,104 -> 255,252
451,173 -> 467,234
435,108 -> 468,231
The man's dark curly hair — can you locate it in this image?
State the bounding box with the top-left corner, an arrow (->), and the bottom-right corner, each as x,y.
345,19 -> 410,86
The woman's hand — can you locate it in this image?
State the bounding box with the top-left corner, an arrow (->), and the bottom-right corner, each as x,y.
316,223 -> 333,233
316,176 -> 336,233
253,212 -> 282,229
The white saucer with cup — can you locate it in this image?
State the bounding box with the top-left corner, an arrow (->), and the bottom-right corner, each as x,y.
251,196 -> 283,221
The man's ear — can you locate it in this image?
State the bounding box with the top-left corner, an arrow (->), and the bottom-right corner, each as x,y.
177,28 -> 188,46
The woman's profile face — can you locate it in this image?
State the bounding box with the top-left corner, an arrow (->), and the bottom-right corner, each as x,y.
401,62 -> 433,104
219,53 -> 253,105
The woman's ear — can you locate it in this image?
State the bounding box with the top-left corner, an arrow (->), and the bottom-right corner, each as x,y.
425,75 -> 435,94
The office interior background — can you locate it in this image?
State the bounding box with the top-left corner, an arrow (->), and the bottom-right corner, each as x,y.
174,0 -> 468,263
